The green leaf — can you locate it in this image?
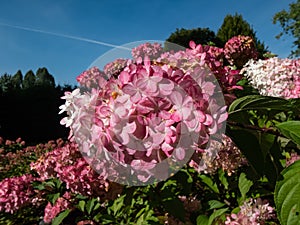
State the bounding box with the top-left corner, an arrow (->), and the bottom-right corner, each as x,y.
51,209 -> 71,225
207,208 -> 228,225
226,128 -> 264,176
264,138 -> 284,186
208,200 -> 226,210
196,215 -> 209,225
48,193 -> 60,205
228,95 -> 298,124
275,160 -> 300,225
199,175 -> 219,193
238,173 -> 253,201
218,169 -> 229,190
109,194 -> 125,216
276,121 -> 300,146
77,200 -> 85,212
229,95 -> 293,112
86,198 -> 97,215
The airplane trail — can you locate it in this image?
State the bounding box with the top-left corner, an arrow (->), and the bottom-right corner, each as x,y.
0,22 -> 131,50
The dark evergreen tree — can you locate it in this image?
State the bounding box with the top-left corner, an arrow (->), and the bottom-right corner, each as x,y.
35,67 -> 55,87
273,0 -> 300,57
165,27 -> 221,50
12,70 -> 23,90
23,70 -> 36,89
217,13 -> 268,57
0,73 -> 13,93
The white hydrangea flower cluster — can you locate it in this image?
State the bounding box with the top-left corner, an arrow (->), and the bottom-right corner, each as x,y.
242,57 -> 300,99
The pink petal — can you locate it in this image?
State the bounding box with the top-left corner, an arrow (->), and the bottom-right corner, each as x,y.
158,79 -> 175,95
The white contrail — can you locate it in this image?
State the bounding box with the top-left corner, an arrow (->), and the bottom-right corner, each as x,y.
0,22 -> 131,50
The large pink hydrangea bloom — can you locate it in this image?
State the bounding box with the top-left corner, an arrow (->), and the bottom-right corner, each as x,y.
60,42 -> 228,185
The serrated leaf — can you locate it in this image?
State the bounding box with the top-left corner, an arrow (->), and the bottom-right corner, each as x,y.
109,194 -> 125,216
218,169 -> 229,190
276,121 -> 300,146
51,209 -> 71,225
275,160 -> 300,225
196,215 -> 209,225
208,200 -> 226,210
207,208 -> 228,225
238,173 -> 253,201
199,175 -> 219,193
86,198 -> 97,215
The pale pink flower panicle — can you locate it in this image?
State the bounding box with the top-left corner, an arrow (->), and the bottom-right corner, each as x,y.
242,57 -> 300,99
0,174 -> 36,214
131,42 -> 163,60
31,142 -> 110,197
225,198 -> 275,225
43,191 -> 72,224
103,58 -> 128,77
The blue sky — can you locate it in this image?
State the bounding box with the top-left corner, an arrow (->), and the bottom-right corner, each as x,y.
0,0 -> 296,86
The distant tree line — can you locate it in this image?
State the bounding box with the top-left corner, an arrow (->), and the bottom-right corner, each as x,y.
165,13 -> 269,58
0,68 -> 75,145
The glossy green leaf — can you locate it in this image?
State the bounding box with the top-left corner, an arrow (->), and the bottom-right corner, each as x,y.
196,215 -> 209,225
77,200 -> 85,212
51,209 -> 71,225
208,200 -> 226,210
218,169 -> 229,190
228,95 -> 298,123
275,160 -> 300,225
199,175 -> 219,193
229,95 -> 294,112
48,193 -> 60,205
207,208 -> 228,225
86,198 -> 97,215
226,128 -> 264,176
276,121 -> 300,146
238,173 -> 253,201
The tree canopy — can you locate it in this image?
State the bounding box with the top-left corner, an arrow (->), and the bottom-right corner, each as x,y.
273,0 -> 300,57
165,27 -> 221,50
0,68 -> 73,144
165,14 -> 268,58
217,13 -> 268,57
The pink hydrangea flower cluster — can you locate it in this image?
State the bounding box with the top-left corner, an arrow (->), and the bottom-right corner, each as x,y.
131,42 -> 163,60
60,43 -> 228,184
0,174 -> 36,213
242,57 -> 300,99
76,66 -> 108,89
189,134 -> 247,175
103,58 -> 128,77
224,35 -> 258,68
31,142 -> 110,197
159,41 -> 243,104
225,198 -> 275,225
43,191 -> 72,224
0,137 -> 64,181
